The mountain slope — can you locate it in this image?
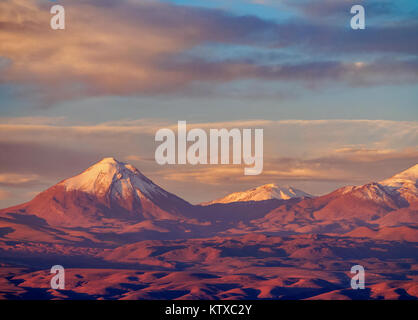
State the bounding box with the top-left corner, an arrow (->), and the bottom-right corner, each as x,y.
202,184 -> 312,205
380,164 -> 418,203
250,164 -> 418,235
0,158 -> 192,227
0,160 -> 416,240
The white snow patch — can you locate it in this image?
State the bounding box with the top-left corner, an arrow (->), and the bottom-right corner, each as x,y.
204,183 -> 312,205
60,157 -> 168,200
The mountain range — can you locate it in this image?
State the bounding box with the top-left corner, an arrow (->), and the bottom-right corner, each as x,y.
0,158 -> 416,241
0,158 -> 417,300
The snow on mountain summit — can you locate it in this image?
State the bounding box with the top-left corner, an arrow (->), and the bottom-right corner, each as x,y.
254,184 -> 312,200
7,157 -> 194,227
60,157 -> 162,200
203,184 -> 312,205
380,164 -> 418,187
379,164 -> 418,202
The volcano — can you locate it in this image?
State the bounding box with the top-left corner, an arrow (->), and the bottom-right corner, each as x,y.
0,158 -> 192,227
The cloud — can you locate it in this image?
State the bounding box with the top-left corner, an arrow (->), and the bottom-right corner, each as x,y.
155,147 -> 418,202
282,0 -> 395,18
0,0 -> 277,100
160,165 -> 343,185
161,58 -> 418,88
0,117 -> 416,203
160,148 -> 418,184
1,119 -> 416,160
0,116 -> 66,125
0,0 -> 417,103
0,189 -> 12,200
0,173 -> 41,187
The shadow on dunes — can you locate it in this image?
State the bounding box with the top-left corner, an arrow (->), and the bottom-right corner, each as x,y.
190,273 -> 221,279
0,250 -> 169,271
393,288 -> 418,300
0,227 -> 14,237
147,290 -> 190,300
220,246 -> 287,258
5,276 -> 96,300
330,241 -> 418,259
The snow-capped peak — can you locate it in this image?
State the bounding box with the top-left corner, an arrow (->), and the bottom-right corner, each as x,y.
380,164 -> 418,188
203,184 -> 312,205
379,164 -> 418,202
336,182 -> 394,202
255,184 -> 312,200
60,157 -> 164,200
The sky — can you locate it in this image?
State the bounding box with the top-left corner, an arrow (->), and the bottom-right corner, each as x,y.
0,0 -> 417,207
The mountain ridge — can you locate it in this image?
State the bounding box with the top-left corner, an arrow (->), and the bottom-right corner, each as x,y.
202,183 -> 312,206
0,158 -> 416,240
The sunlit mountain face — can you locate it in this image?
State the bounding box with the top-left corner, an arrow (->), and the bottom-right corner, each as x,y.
0,0 -> 417,300
0,159 -> 417,299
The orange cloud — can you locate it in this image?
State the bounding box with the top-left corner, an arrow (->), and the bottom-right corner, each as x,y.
1,1 -> 417,104
0,0 -> 189,97
0,189 -> 12,200
0,117 -> 416,203
0,0 -> 280,101
0,173 -> 40,187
